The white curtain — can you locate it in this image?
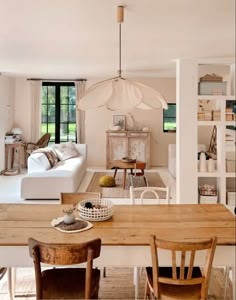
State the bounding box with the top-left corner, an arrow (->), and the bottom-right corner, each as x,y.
29,80 -> 42,142
75,80 -> 86,143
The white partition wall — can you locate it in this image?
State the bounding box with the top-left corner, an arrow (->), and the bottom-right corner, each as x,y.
176,58 -> 235,205
176,59 -> 198,204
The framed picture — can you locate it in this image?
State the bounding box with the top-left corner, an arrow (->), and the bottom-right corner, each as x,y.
113,115 -> 126,130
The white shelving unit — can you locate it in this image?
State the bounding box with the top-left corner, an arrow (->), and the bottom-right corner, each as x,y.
197,77 -> 235,205
175,58 -> 235,205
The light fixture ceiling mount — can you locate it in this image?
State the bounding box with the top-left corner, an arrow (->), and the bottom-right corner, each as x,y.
78,6 -> 168,112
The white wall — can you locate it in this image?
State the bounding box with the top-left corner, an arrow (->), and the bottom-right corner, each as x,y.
0,75 -> 15,171
85,78 -> 176,167
14,78 -> 31,142
11,77 -> 176,168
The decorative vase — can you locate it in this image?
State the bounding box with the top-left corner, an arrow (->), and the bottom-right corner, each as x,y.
63,212 -> 75,224
208,158 -> 215,172
199,152 -> 207,172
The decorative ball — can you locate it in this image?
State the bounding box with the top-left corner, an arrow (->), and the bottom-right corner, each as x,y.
84,202 -> 93,209
99,175 -> 116,187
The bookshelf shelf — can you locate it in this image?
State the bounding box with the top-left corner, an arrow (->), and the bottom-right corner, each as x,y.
197,62 -> 235,205
197,172 -> 220,177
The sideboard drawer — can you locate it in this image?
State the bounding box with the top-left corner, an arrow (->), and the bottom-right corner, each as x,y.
107,132 -> 127,137
128,132 -> 148,137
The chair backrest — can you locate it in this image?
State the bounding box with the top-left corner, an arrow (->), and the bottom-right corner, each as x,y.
130,161 -> 146,176
150,235 -> 217,299
36,133 -> 51,148
130,186 -> 170,204
60,192 -> 101,204
28,237 -> 101,299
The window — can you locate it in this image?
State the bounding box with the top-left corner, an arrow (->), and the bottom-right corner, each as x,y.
41,82 -> 76,143
163,103 -> 176,132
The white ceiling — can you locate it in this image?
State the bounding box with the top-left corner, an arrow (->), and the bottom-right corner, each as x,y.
0,0 -> 235,79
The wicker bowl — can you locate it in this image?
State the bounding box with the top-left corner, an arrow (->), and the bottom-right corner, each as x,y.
78,199 -> 114,221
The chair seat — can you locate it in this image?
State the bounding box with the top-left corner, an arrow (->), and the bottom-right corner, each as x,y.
146,267 -> 202,299
41,268 -> 100,299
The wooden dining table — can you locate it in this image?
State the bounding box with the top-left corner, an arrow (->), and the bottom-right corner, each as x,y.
0,203 -> 235,299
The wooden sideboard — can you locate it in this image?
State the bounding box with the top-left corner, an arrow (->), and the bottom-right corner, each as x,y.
106,130 -> 150,169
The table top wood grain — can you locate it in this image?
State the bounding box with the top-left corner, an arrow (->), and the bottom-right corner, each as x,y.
0,204 -> 235,246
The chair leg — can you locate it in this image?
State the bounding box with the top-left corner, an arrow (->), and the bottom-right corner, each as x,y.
133,266 -> 140,300
143,176 -> 147,186
7,267 -> 16,300
130,175 -> 134,187
223,266 -> 230,300
103,267 -> 106,278
144,279 -> 151,299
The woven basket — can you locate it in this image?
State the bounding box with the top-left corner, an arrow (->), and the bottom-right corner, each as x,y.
200,73 -> 222,82
78,199 -> 114,221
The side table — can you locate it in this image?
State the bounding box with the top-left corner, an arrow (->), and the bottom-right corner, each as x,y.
111,160 -> 146,189
3,142 -> 26,175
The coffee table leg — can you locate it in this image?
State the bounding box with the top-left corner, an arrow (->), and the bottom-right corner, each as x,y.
114,168 -> 118,178
123,169 -> 127,189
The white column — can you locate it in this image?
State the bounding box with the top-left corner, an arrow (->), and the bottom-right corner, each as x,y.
230,63 -> 235,96
176,59 -> 198,204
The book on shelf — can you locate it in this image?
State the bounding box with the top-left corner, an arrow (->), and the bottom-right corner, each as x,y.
5,139 -> 17,144
226,107 -> 233,113
225,114 -> 233,121
212,110 -> 221,121
197,112 -> 205,121
204,110 -> 212,121
4,134 -> 17,144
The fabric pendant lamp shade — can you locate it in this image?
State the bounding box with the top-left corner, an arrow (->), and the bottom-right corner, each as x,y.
78,6 -> 168,112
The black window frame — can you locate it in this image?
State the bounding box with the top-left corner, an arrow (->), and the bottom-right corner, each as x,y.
163,103 -> 176,133
42,82 -> 77,143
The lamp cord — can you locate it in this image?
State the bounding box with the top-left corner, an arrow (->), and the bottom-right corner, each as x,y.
118,23 -> 122,78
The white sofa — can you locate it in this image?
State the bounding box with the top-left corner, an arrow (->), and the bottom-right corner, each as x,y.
168,144 -> 207,178
21,144 -> 87,200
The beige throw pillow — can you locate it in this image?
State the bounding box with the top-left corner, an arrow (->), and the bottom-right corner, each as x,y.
53,142 -> 79,161
33,148 -> 58,168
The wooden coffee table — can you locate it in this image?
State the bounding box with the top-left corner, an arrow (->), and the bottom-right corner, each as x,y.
111,160 -> 146,189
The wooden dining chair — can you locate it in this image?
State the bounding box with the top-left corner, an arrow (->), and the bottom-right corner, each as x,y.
60,192 -> 101,204
145,235 -> 217,300
130,186 -> 170,300
28,237 -> 101,300
129,161 -> 147,187
130,186 -> 170,205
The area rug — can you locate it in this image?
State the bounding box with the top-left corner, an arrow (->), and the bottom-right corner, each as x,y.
0,267 -> 232,300
86,171 -> 167,198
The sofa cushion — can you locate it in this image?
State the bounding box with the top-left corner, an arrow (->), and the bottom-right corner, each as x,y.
33,148 -> 58,167
28,153 -> 51,173
53,142 -> 80,161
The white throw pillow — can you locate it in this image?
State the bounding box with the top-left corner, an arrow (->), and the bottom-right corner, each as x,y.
53,142 -> 80,161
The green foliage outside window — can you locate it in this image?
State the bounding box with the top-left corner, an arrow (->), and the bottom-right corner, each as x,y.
163,103 -> 176,132
41,83 -> 77,143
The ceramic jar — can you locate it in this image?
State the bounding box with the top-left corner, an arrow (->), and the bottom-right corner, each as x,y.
63,212 -> 75,224
199,152 -> 207,172
208,158 -> 215,172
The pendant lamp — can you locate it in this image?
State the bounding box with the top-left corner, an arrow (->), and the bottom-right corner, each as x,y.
78,6 -> 168,112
